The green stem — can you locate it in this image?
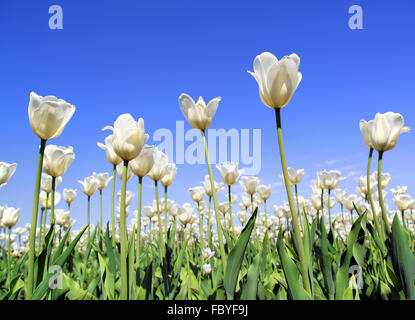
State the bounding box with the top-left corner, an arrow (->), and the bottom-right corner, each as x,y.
99,190 -> 103,231
401,210 -> 407,230
201,130 -> 226,273
87,196 -> 91,243
367,148 -> 384,242
154,180 -> 165,258
228,185 -> 236,238
197,202 -> 205,248
207,196 -> 212,248
295,184 -> 303,231
136,176 -> 143,270
184,226 -> 191,300
274,108 -> 311,294
164,186 -> 168,241
27,138 -> 46,298
111,164 -> 116,247
7,227 -> 11,287
120,160 -> 129,300
377,151 -> 391,234
50,177 -> 56,225
38,208 -> 44,253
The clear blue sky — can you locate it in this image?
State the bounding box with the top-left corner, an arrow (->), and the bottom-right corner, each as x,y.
1,0 -> 414,230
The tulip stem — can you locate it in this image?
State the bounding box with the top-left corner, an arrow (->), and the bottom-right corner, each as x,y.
228,185 -> 236,238
197,202 -> 205,248
154,181 -> 165,259
120,160 -> 129,300
7,227 -> 11,287
377,151 -> 391,235
207,196 -> 212,248
87,196 -> 91,243
164,186 -> 168,242
99,190 -> 103,231
27,138 -> 46,298
201,130 -> 227,274
111,164 -> 116,248
274,108 -> 311,295
50,177 -> 56,225
136,176 -> 143,271
367,148 -> 384,242
38,208 -> 44,253
401,210 -> 407,230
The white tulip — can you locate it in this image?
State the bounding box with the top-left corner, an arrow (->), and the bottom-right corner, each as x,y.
28,92 -> 76,141
202,175 -> 225,198
372,171 -> 391,189
216,162 -> 244,186
55,209 -> 70,227
317,170 -> 342,190
394,194 -> 415,211
178,94 -> 221,131
367,112 -> 410,152
63,189 -> 77,205
97,134 -> 123,166
239,176 -> 260,195
78,176 -> 98,197
248,52 -> 302,109
390,186 -> 408,196
43,145 -> 75,177
41,173 -> 62,194
130,145 -> 155,178
0,162 -> 17,188
2,206 -> 20,228
93,172 -> 113,191
160,163 -> 178,187
116,161 -> 134,181
178,203 -> 194,226
189,186 -> 206,203
147,148 -> 168,181
104,114 -> 149,161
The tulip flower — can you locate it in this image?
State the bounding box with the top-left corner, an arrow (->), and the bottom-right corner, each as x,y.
63,189 -> 77,208
41,173 -> 62,194
317,170 -> 343,190
178,92 -> 227,272
27,92 -> 75,297
2,206 -> 20,285
248,51 -> 309,292
117,190 -> 134,207
239,176 -> 260,195
248,52 -> 302,110
257,184 -> 272,228
0,162 -> 17,188
394,194 -> 415,229
43,145 -> 75,224
189,187 -> 206,203
178,203 -> 194,226
93,172 -> 113,229
78,176 -> 98,243
55,209 -> 70,228
160,163 -> 178,239
391,186 -> 408,196
280,167 -> 305,186
203,263 -> 212,275
178,94 -> 221,131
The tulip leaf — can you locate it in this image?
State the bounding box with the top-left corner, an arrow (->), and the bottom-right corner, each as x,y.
241,253 -> 260,300
224,208 -> 257,300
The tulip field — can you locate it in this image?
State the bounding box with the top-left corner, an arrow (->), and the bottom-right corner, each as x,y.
0,51 -> 414,301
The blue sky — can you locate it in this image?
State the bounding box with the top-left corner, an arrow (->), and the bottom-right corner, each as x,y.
0,0 -> 414,230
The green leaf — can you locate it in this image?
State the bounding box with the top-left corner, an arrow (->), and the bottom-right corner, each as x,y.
276,229 -> 311,300
241,253 -> 260,300
389,214 -> 415,299
224,208 -> 257,300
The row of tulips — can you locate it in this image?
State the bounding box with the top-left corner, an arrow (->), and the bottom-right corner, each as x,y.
0,51 -> 413,300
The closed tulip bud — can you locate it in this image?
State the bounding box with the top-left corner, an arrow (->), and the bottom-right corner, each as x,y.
367,112 -> 410,152
241,192 -> 252,209
202,175 -> 224,197
239,176 -> 260,195
104,114 -> 149,161
0,162 -> 17,188
93,172 -> 112,191
116,161 -> 134,181
359,119 -> 374,148
130,145 -> 155,178
97,134 -> 122,166
78,176 -> 98,197
257,184 -> 272,201
311,194 -> 322,210
216,162 -> 244,186
43,145 -> 75,177
394,194 -> 415,211
148,149 -> 168,181
202,263 -> 212,275
63,189 -> 77,204
178,203 -> 194,226
317,170 -> 343,190
41,173 -> 62,194
178,94 -> 221,131
28,92 -> 76,141
310,180 -> 323,196
189,186 -> 205,203
55,209 -> 70,227
248,52 -> 302,109
2,206 -> 20,228
168,203 -> 179,217
143,206 -> 155,218
161,163 -> 178,187
343,194 -> 359,211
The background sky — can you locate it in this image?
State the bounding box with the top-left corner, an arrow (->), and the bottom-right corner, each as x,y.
0,0 -> 414,231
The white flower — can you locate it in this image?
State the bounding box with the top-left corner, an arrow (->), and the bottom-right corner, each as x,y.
248,52 -> 302,109
160,163 -> 178,187
93,172 -> 113,191
0,162 -> 17,188
97,134 -> 123,166
78,176 -> 98,197
239,176 -> 260,195
178,94 -> 221,131
317,170 -> 343,190
43,145 -> 75,177
63,189 -> 77,204
216,162 -> 244,186
1,206 -> 20,228
189,186 -> 206,203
